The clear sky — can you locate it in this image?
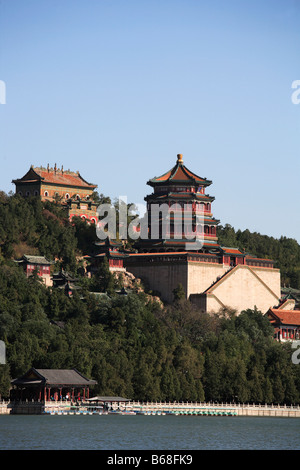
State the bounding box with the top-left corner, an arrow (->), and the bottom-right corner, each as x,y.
1,0 -> 299,242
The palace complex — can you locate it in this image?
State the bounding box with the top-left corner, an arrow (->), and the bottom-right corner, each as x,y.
125,154 -> 282,314
12,154 -> 300,326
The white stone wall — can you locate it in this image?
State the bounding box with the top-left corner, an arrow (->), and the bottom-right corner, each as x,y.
251,267 -> 281,300
205,265 -> 280,314
187,262 -> 229,297
127,262 -> 188,303
127,259 -> 281,314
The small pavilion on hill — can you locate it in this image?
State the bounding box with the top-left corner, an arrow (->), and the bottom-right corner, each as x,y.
15,254 -> 53,287
86,238 -> 129,274
266,308 -> 300,342
11,368 -> 97,402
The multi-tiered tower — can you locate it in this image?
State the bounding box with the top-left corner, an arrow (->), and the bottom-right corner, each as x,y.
136,153 -> 219,253
125,154 -> 281,311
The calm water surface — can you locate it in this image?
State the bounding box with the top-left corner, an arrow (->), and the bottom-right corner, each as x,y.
0,414 -> 299,450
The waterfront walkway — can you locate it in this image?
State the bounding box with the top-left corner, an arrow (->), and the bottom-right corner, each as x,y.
1,400 -> 300,417
127,401 -> 300,417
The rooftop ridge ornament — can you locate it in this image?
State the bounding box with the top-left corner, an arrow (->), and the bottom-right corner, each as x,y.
177,153 -> 183,163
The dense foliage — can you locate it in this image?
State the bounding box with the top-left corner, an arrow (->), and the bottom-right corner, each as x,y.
0,193 -> 299,403
217,224 -> 300,288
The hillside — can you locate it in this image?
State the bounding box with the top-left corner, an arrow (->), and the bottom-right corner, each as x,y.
0,192 -> 299,404
217,224 -> 300,289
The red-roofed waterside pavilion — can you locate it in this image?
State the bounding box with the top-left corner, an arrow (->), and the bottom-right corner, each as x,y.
11,368 -> 97,403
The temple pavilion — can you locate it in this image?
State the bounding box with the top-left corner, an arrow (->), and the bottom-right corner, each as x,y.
12,164 -> 98,223
86,238 -> 129,274
131,153 -> 271,266
266,308 -> 300,342
11,368 -> 97,402
14,254 -> 53,287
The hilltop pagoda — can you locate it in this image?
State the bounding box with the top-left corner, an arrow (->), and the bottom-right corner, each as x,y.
125,154 -> 281,310
136,153 -> 219,253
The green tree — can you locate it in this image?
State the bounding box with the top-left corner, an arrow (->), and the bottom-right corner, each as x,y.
172,283 -> 186,302
0,364 -> 11,399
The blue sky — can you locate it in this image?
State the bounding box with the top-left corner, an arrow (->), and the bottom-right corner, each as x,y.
1,0 -> 299,242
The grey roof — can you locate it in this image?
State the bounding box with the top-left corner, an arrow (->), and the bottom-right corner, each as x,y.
22,255 -> 53,265
87,396 -> 130,402
53,270 -> 78,281
12,368 -> 97,386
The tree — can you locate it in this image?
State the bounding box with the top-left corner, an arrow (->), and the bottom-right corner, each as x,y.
90,257 -> 115,294
0,364 -> 11,399
172,283 -> 186,302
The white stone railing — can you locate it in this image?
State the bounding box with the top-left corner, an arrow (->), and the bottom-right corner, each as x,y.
125,401 -> 300,417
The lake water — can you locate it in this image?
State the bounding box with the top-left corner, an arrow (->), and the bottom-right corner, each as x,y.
0,414 -> 299,451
